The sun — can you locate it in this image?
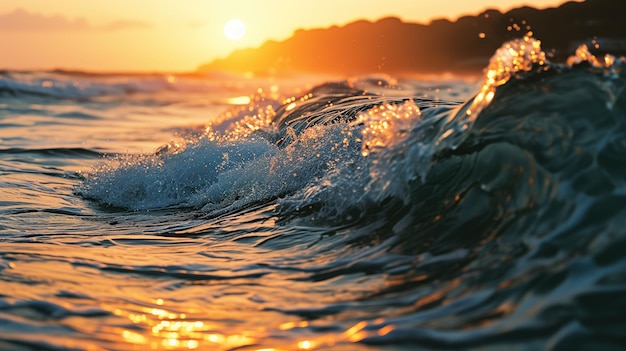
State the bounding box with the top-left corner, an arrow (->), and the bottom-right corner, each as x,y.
224,19 -> 245,40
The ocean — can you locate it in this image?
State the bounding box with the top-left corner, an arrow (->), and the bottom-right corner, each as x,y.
1,37 -> 625,350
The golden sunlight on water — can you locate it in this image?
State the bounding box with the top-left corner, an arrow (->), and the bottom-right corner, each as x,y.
109,295 -> 390,350
206,89 -> 283,142
115,300 -> 261,350
566,43 -> 617,70
436,34 -> 547,147
226,96 -> 252,105
359,100 -> 420,157
470,34 -> 546,119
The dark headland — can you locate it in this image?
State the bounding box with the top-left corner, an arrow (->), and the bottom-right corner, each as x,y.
198,0 -> 626,76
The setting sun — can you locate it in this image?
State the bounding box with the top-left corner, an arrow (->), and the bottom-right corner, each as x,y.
224,19 -> 246,40
0,0 -> 573,71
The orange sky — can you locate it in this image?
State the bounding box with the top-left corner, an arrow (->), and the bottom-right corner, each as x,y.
0,0 -> 575,72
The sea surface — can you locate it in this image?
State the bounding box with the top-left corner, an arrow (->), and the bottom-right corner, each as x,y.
1,37 -> 626,350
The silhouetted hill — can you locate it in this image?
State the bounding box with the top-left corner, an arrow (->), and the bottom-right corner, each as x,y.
198,0 -> 626,75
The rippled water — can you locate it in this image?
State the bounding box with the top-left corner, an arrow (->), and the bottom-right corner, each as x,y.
2,39 -> 626,351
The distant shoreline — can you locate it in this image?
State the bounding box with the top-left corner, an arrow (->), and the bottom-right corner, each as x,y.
198,0 -> 625,76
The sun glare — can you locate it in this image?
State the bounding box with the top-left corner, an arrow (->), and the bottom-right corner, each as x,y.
224,19 -> 246,40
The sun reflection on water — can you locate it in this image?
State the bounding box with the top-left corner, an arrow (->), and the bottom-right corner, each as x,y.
359,100 -> 420,157
436,33 -> 548,144
114,299 -> 315,350
226,95 -> 252,105
111,296 -> 395,350
117,302 -> 262,350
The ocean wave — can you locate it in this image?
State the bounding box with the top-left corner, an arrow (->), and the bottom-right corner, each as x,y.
78,37 -> 625,218
6,34 -> 623,350
0,71 -> 229,99
0,147 -> 104,158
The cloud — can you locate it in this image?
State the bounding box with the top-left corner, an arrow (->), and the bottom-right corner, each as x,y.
0,8 -> 89,31
0,8 -> 151,31
102,20 -> 152,30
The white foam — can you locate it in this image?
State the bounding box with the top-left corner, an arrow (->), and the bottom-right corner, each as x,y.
78,137 -> 277,210
79,95 -> 461,219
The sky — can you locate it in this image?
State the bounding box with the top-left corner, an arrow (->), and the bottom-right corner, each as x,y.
0,0 -> 575,72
